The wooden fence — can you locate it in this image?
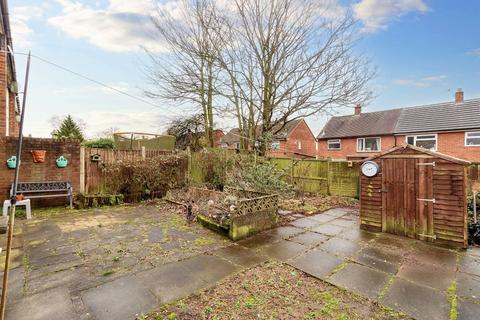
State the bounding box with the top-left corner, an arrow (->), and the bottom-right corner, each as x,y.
188,149 -> 359,197
80,147 -> 173,193
269,158 -> 360,197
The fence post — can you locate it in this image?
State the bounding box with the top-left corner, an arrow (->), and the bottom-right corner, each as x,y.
186,146 -> 192,181
327,159 -> 331,195
141,146 -> 146,160
79,147 -> 85,194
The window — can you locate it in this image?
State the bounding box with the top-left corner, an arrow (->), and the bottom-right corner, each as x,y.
327,139 -> 341,150
466,131 -> 480,146
357,137 -> 380,152
406,134 -> 437,151
233,142 -> 240,149
297,141 -> 302,150
271,141 -> 280,150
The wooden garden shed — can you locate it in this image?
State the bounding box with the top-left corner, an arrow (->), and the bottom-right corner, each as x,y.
360,145 -> 470,248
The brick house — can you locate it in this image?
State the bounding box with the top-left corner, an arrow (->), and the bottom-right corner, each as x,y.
0,0 -> 20,137
221,118 -> 317,158
317,89 -> 480,162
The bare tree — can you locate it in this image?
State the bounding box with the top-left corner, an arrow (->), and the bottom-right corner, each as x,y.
211,0 -> 374,154
145,0 -> 221,147
167,113 -> 205,150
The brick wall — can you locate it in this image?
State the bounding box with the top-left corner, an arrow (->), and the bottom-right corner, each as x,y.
395,132 -> 480,162
318,132 -> 480,162
317,135 -> 397,160
268,120 -> 316,158
0,137 -> 80,206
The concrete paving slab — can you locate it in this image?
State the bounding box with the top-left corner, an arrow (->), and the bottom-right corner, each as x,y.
265,226 -> 304,239
398,261 -> 456,292
289,217 -> 320,229
320,237 -> 361,258
359,245 -> 405,265
468,247 -> 480,258
81,275 -> 158,320
261,240 -> 307,261
353,253 -> 399,274
338,228 -> 377,243
408,242 -> 458,269
323,208 -> 350,218
458,254 -> 480,276
6,287 -> 79,320
329,262 -> 390,299
457,298 -> 480,320
289,249 -> 344,279
237,232 -> 280,250
382,278 -> 450,320
289,231 -> 329,246
213,245 -> 267,267
456,272 -> 480,301
179,254 -> 239,285
330,218 -> 358,228
308,214 -> 337,223
311,224 -> 345,237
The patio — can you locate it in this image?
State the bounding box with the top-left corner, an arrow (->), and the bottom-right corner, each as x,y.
1,203 -> 479,320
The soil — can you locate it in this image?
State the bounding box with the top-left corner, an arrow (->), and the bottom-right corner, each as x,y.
143,261 -> 410,320
279,194 -> 359,216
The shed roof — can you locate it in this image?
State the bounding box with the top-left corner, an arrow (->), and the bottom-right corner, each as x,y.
363,144 -> 471,165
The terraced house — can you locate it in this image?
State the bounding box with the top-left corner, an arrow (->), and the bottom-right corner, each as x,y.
317,89 -> 480,162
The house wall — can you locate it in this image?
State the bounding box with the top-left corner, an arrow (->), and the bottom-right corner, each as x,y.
317,135 -> 397,160
318,131 -> 480,162
395,132 -> 480,162
0,50 -> 18,137
268,120 -> 316,158
0,137 -> 81,206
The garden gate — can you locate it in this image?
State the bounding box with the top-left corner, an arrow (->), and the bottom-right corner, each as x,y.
360,145 -> 470,248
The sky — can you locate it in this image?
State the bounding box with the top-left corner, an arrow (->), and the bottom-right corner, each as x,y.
9,0 -> 480,138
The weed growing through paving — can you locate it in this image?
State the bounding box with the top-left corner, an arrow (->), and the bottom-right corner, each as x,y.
142,261 -> 411,320
448,280 -> 458,320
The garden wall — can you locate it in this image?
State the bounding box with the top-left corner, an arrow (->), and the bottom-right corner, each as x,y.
0,137 -> 80,206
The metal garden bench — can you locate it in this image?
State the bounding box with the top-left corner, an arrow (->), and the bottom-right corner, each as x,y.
9,181 -> 73,209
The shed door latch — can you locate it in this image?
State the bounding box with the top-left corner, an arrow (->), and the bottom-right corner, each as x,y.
416,162 -> 435,167
418,233 -> 437,240
417,198 -> 436,203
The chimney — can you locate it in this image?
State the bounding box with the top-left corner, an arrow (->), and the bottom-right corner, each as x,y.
354,104 -> 362,115
455,88 -> 464,104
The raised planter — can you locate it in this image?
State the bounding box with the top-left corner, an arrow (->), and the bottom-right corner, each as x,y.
167,186 -> 278,241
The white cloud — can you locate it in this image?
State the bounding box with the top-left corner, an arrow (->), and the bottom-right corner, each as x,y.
467,48 -> 480,56
394,74 -> 448,88
10,5 -> 44,48
48,0 -> 166,53
354,0 -> 428,33
74,111 -> 170,137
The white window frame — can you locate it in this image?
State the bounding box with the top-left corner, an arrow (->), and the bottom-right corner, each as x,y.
297,141 -> 302,150
271,140 -> 280,150
233,142 -> 240,149
327,139 -> 341,150
405,134 -> 438,151
357,137 -> 381,152
465,131 -> 480,147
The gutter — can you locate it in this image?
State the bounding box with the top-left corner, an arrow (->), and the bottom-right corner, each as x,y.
0,0 -> 20,113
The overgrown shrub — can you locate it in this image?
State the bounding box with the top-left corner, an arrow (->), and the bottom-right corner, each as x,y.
102,155 -> 187,200
226,159 -> 293,194
82,138 -> 115,149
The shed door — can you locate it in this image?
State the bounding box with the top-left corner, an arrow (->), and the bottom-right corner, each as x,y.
382,158 -> 433,239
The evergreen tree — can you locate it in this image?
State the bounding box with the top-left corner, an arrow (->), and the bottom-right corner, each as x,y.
51,115 -> 85,141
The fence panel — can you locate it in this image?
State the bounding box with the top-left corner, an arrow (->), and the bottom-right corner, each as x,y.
82,147 -> 173,193
328,161 -> 359,197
